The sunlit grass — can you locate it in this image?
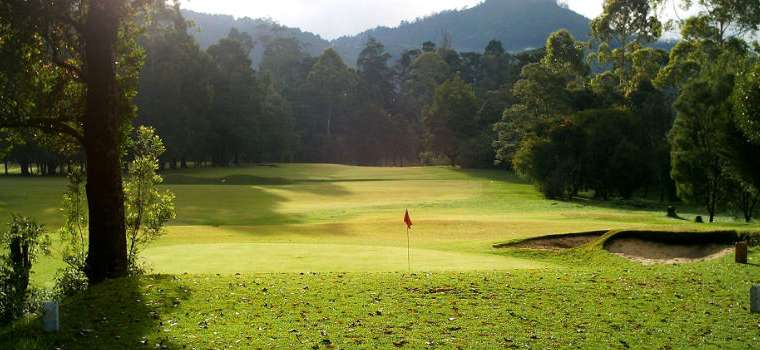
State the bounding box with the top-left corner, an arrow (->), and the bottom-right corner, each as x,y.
3,249 -> 758,349
0,163 -> 757,286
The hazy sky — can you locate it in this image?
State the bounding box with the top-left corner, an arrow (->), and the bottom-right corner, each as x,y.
180,0 -> 605,40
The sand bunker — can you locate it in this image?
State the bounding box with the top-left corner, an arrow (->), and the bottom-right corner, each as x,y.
494,230 -> 609,250
603,231 -> 738,264
495,230 -> 743,265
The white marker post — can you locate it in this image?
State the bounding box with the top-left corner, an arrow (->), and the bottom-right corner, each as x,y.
42,301 -> 59,332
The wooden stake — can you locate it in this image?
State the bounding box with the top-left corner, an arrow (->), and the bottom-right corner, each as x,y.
736,241 -> 748,264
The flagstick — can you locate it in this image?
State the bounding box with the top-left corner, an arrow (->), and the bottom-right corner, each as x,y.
407,226 -> 411,273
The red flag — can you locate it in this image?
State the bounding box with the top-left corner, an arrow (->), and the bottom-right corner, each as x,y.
404,209 -> 413,229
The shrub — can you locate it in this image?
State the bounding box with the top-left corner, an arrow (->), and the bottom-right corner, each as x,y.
124,126 -> 176,273
0,215 -> 50,324
56,168 -> 89,296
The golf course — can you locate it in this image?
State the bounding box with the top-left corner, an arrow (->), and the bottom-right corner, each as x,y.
1,164 -> 758,349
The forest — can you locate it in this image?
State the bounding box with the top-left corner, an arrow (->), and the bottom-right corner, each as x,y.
3,0 -> 759,223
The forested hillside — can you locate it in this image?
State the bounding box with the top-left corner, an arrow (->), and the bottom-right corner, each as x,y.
181,10 -> 330,66
332,0 -> 590,64
182,0 -> 590,66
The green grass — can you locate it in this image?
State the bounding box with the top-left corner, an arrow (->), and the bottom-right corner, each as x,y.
2,249 -> 758,349
1,164 -> 759,348
0,163 -> 758,288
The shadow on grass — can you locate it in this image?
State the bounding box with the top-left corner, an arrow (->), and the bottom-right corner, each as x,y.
450,167 -> 527,183
0,276 -> 189,350
169,178 -> 356,226
451,167 -> 717,217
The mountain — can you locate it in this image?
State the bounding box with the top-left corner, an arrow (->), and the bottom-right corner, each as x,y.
332,0 -> 590,64
182,0 -> 590,67
181,10 -> 330,66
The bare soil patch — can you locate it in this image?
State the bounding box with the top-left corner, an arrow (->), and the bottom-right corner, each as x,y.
494,230 -> 609,250
603,231 -> 738,264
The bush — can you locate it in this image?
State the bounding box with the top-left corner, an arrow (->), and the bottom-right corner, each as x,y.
54,264 -> 89,297
124,126 -> 176,272
56,168 -> 89,295
0,215 -> 49,324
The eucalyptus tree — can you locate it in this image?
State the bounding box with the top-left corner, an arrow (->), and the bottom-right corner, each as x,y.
423,76 -> 480,165
307,49 -> 356,141
591,0 -> 663,91
494,30 -> 587,165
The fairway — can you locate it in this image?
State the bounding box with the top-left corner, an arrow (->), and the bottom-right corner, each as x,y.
2,169 -> 760,349
1,164 -> 756,282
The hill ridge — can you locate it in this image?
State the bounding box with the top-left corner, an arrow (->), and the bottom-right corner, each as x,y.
183,0 -> 591,66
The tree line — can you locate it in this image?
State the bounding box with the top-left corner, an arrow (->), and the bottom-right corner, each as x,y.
133,8 -> 547,168
496,0 -> 760,223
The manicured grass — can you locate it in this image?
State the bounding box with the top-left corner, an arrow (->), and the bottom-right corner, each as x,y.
0,164 -> 758,287
2,249 -> 758,349
1,164 -> 759,348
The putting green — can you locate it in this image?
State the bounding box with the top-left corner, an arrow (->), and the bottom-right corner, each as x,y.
143,243 -> 545,273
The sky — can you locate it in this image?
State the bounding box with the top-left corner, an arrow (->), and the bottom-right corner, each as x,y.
179,0 -> 605,40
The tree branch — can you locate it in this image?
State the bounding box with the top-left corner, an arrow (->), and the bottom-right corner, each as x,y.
0,117 -> 84,144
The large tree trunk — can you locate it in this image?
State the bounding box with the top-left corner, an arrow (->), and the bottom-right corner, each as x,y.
83,0 -> 128,283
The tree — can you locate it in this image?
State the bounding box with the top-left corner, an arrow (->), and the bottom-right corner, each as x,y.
354,38 -> 398,164
135,3 -> 214,169
722,122 -> 760,222
513,119 -> 585,199
734,60 -> 760,144
307,49 -> 356,143
403,52 -> 451,109
494,30 -> 587,166
124,127 -> 175,271
0,0 -> 147,283
260,37 -> 310,93
728,59 -> 760,221
669,65 -> 735,223
627,79 -> 676,201
423,76 -> 479,165
655,0 -> 758,89
591,0 -> 662,90
542,30 -> 589,78
653,0 -> 760,44
357,37 -> 394,107
206,29 -> 262,165
513,108 -> 647,200
577,109 -> 647,199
